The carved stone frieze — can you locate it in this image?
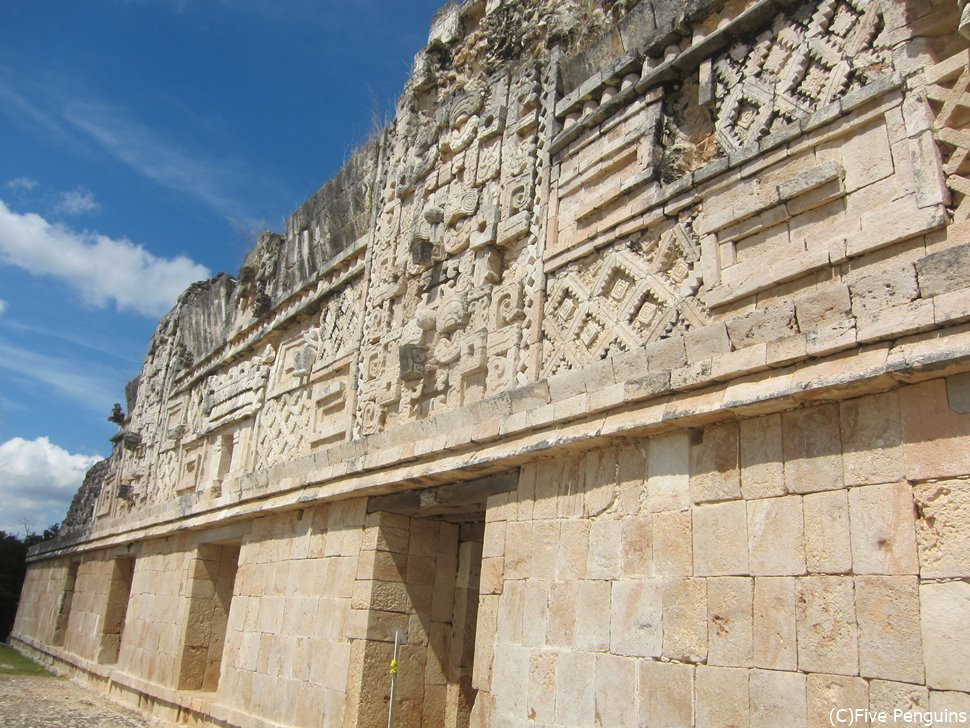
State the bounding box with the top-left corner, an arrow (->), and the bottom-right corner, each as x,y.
542,219 -> 708,375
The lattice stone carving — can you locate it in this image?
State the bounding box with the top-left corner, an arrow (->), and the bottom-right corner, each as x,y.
253,389 -> 311,467
711,0 -> 890,152
542,222 -> 709,375
927,49 -> 970,219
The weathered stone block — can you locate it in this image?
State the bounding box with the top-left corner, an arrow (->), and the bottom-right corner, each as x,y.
900,379 -> 970,481
915,241 -> 970,298
920,581 -> 970,692
914,481 -> 970,578
694,501 -> 748,576
848,482 -> 918,575
575,580 -> 610,651
689,421 -> 741,504
638,660 -> 694,728
695,666 -> 749,728
869,680 -> 930,728
749,669 -> 806,728
555,651 -> 595,726
662,578 -> 707,664
586,519 -> 622,579
840,391 -> 903,485
783,404 -> 844,494
803,490 -> 852,574
594,654 -> 637,728
610,580 -> 662,658
707,576 -> 752,667
807,674 -> 869,728
795,576 -> 858,676
557,519 -> 590,580
856,576 -> 924,683
652,510 -> 692,576
740,414 -> 785,499
747,495 -> 805,575
647,433 -> 690,512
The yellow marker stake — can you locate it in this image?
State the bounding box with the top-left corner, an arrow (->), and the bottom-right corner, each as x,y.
387,630 -> 401,728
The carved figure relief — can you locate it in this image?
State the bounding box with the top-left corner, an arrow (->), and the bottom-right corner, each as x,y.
356,69 -> 542,434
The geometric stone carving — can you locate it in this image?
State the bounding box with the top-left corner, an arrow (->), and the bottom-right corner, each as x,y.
927,49 -> 970,219
712,0 -> 890,152
542,221 -> 708,375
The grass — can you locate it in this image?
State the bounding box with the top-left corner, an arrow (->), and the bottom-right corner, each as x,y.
0,644 -> 51,677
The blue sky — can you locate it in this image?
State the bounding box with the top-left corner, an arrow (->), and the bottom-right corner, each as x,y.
0,0 -> 445,534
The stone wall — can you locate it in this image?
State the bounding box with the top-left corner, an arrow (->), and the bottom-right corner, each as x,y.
12,0 -> 970,726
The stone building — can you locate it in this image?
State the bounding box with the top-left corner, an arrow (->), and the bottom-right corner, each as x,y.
11,0 -> 970,725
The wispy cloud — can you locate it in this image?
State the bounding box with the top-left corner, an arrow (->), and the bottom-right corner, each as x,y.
0,299 -> 6,315
0,198 -> 210,317
0,66 -> 261,221
54,187 -> 100,216
0,436 -> 102,535
0,335 -> 122,414
6,177 -> 38,192
64,101 -> 250,219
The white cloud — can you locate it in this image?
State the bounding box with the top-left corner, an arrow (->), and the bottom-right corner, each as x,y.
0,436 -> 101,535
0,299 -> 6,315
6,177 -> 38,192
0,198 -> 210,317
54,187 -> 100,216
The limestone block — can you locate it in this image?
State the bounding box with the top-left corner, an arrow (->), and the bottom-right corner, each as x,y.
900,379 -> 970,481
849,483 -> 918,575
491,643 -> 530,720
617,443 -> 647,514
753,577 -> 797,670
693,501 -> 748,576
576,580 -> 611,651
496,581 -> 524,644
689,421 -> 741,504
725,302 -> 798,349
915,241 -> 970,298
647,433 -> 690,512
527,652 -> 557,725
522,581 -> 549,648
794,283 -> 851,331
558,519 -> 590,580
504,521 -> 533,580
869,680 -> 930,728
662,578 -> 707,664
638,660 -> 694,728
921,581 -> 970,692
856,576 -> 924,683
929,691 -> 970,724
532,520 -> 560,581
840,391 -> 903,485
707,577 -> 753,667
783,404 -> 844,494
695,666 -> 748,728
807,674 -> 869,728
472,595 -> 498,690
547,581 -> 577,647
621,516 -> 652,577
555,651 -> 595,726
594,654 -> 637,728
685,321 -> 732,361
584,446 -> 618,518
480,557 -> 504,595
610,579 -> 662,658
915,481 -> 970,579
803,490 -> 852,574
848,263 -> 919,317
740,414 -> 785,499
796,576 -> 858,676
652,510 -> 692,576
747,495 -> 805,575
749,669 -> 806,728
587,519 -> 622,579
482,521 -> 505,559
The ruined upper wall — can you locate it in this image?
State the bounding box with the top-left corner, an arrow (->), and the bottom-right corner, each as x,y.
53,0 -> 970,548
